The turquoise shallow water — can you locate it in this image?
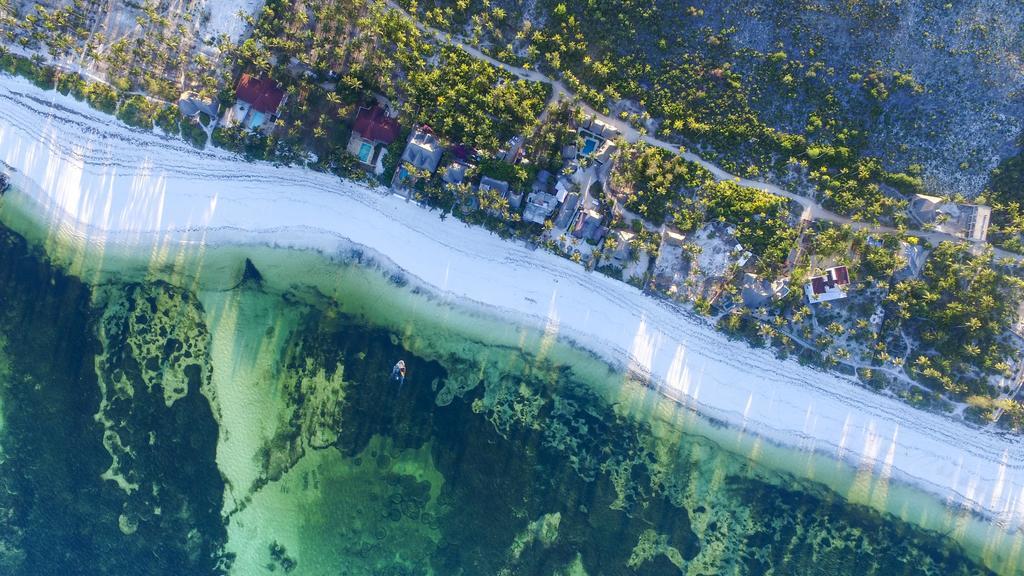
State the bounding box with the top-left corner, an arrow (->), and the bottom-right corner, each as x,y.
0,189 -> 1009,575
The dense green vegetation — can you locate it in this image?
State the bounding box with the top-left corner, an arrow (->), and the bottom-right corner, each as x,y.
523,102 -> 578,174
702,180 -> 797,268
228,0 -> 548,168
886,243 -> 1023,396
404,47 -> 548,152
610,143 -> 709,226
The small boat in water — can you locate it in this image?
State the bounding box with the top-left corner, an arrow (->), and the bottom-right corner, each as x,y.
391,360 -> 406,384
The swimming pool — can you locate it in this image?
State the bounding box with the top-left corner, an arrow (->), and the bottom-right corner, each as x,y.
581,137 -> 598,156
358,142 -> 373,163
247,111 -> 265,130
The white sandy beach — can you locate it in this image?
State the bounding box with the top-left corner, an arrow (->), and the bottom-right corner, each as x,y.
2,74 -> 1024,546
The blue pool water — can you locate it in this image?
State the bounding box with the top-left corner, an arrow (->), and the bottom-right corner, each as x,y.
581,137 -> 598,156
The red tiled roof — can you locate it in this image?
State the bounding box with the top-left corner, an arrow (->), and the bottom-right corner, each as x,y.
810,266 -> 851,295
353,106 -> 400,144
235,74 -> 285,114
831,265 -> 850,285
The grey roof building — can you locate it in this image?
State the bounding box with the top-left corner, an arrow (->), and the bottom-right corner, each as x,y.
553,192 -> 580,230
443,161 -> 472,186
479,176 -> 510,197
401,128 -> 443,173
533,170 -> 553,194
909,194 -> 991,242
177,91 -> 219,119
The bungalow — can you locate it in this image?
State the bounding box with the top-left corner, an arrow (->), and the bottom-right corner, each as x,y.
401,127 -> 442,173
347,106 -> 399,173
555,175 -> 574,203
909,194 -> 991,242
606,230 -> 635,265
393,127 -> 443,191
223,74 -> 286,132
533,170 -> 553,195
804,265 -> 850,303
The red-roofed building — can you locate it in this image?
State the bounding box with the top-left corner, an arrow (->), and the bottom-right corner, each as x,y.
347,106 -> 401,171
223,74 -> 287,132
353,106 -> 399,144
804,265 -> 851,303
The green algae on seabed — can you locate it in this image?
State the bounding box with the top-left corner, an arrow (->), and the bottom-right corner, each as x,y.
0,184 -> 1018,574
0,223 -> 227,575
227,435 -> 443,575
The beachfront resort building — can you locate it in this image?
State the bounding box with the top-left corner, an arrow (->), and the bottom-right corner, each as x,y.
347,105 -> 399,174
909,194 -> 992,242
522,170 -> 560,224
572,209 -> 607,244
740,274 -> 791,308
393,127 -> 443,192
223,74 -> 286,132
804,265 -> 851,303
553,192 -> 580,230
442,161 -> 473,187
478,177 -> 515,218
177,92 -> 219,123
523,191 -> 559,224
576,116 -> 619,158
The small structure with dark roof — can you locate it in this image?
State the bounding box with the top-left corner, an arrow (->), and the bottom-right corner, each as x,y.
479,176 -> 510,198
553,192 -> 580,230
572,209 -> 607,244
533,170 -> 553,194
224,74 -> 286,132
347,106 -> 400,171
805,265 -> 850,303
177,91 -> 219,121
